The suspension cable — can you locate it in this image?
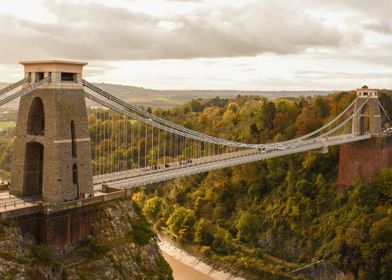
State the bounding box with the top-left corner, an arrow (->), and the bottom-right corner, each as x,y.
378,100 -> 392,123
0,77 -> 50,108
0,77 -> 30,97
83,80 -> 358,149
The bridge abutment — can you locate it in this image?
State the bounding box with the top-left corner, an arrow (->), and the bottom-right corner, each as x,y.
338,136 -> 392,193
15,204 -> 98,248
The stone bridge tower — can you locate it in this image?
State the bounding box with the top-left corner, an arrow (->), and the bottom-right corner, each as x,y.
10,60 -> 93,203
352,87 -> 382,136
338,87 -> 390,192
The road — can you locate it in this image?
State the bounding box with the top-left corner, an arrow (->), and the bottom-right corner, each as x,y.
94,134 -> 371,189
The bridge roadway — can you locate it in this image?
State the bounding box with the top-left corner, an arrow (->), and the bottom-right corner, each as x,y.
93,133 -> 371,189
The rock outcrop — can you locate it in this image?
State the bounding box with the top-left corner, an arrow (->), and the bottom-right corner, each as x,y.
0,198 -> 173,279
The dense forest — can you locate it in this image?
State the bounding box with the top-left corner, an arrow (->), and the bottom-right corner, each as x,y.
129,91 -> 392,279
0,90 -> 391,279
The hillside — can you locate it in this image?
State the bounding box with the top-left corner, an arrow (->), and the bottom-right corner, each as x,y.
131,92 -> 392,279
0,86 -> 391,279
1,81 -> 332,109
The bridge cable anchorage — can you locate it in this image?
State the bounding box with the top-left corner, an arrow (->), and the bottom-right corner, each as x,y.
83,80 -> 358,150
0,77 -> 30,97
0,77 -> 50,108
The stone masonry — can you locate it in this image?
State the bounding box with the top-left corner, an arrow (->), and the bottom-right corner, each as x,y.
10,61 -> 93,203
338,136 -> 392,193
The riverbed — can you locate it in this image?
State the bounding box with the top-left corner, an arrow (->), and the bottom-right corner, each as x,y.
162,251 -> 214,280
159,236 -> 244,280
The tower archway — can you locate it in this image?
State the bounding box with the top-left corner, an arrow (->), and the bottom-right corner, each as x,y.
23,142 -> 44,196
27,97 -> 45,135
359,103 -> 370,135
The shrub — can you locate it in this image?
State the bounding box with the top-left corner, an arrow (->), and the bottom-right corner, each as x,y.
128,218 -> 156,246
79,236 -> 109,259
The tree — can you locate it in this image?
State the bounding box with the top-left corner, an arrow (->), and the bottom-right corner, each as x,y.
166,207 -> 196,242
236,211 -> 258,243
194,218 -> 213,246
190,100 -> 203,112
263,101 -> 276,129
370,217 -> 392,244
249,123 -> 259,137
212,226 -> 233,254
296,179 -> 318,199
247,182 -> 269,203
143,197 -> 162,220
314,97 -> 330,119
295,107 -> 323,135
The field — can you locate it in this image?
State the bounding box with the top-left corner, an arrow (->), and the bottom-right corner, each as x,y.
0,121 -> 15,130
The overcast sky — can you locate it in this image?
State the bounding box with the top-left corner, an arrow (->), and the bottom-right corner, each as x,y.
0,0 -> 391,90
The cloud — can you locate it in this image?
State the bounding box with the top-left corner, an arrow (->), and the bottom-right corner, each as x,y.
363,20 -> 392,34
303,0 -> 392,18
0,1 -> 345,63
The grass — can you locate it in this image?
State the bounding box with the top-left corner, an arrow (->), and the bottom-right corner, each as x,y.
0,121 -> 15,130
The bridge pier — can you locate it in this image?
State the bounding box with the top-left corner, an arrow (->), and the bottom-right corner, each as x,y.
338,136 -> 392,193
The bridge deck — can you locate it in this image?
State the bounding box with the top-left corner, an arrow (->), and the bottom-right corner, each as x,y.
94,134 -> 371,189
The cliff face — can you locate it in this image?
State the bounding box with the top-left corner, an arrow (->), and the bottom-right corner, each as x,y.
0,198 -> 173,280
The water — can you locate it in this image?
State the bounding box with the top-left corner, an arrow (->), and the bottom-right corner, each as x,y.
159,236 -> 244,280
163,251 -> 214,280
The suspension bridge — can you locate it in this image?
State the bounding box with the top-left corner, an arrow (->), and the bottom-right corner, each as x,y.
0,60 -> 390,248
0,61 -> 390,195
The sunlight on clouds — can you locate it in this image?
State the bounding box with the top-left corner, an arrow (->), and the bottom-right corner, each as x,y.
157,20 -> 184,31
84,52 -> 392,91
0,0 -> 391,90
0,0 -> 56,22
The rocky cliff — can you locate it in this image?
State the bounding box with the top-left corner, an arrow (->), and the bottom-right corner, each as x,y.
0,198 -> 173,279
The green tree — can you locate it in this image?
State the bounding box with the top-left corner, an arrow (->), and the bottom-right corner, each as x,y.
143,196 -> 162,220
314,97 -> 330,119
190,100 -> 203,112
166,207 -> 196,242
296,179 -> 318,199
194,218 -> 213,246
263,101 -> 276,129
212,226 -> 233,254
236,211 -> 258,243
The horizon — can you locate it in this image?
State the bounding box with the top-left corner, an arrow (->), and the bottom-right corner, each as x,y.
1,79 -> 340,92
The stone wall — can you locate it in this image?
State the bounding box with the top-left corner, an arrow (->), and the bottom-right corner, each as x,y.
338,136 -> 392,193
15,204 -> 98,248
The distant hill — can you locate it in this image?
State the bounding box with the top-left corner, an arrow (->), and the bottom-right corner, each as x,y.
0,81 -> 332,109
89,83 -> 333,109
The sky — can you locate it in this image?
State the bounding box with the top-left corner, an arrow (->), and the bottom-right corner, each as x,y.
0,0 -> 391,90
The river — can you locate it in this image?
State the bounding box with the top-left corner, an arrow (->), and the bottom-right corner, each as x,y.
159,236 -> 244,280
162,251 -> 214,280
